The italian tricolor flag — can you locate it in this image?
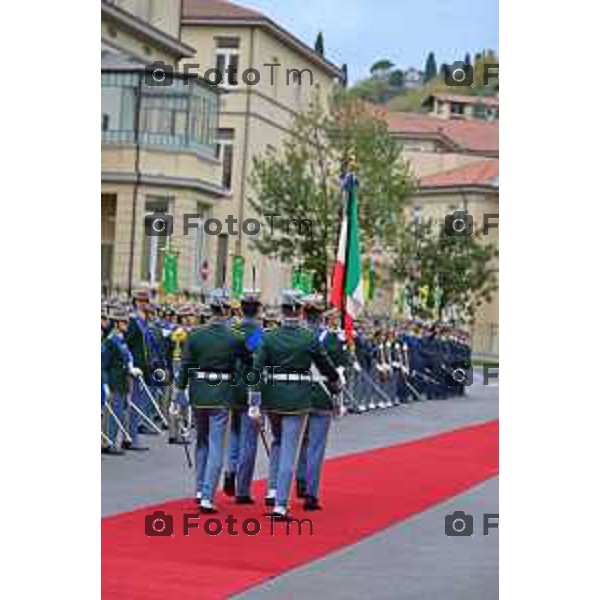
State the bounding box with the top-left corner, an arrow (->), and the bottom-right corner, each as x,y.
330,174 -> 364,341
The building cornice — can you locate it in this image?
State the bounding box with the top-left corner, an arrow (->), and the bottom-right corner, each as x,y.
391,130 -> 498,158
102,1 -> 196,59
414,184 -> 499,195
181,17 -> 343,79
102,171 -> 231,198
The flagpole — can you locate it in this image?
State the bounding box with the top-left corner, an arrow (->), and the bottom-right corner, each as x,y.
340,154 -> 356,341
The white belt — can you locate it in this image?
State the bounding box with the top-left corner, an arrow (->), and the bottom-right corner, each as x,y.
271,373 -> 327,383
195,371 -> 233,381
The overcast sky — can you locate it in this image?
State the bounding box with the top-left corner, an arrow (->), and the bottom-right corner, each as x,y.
242,0 -> 498,82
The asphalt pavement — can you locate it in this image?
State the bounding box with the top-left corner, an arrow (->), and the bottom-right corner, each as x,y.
102,371 -> 499,599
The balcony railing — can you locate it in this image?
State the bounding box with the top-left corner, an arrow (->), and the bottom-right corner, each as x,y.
101,70 -> 219,157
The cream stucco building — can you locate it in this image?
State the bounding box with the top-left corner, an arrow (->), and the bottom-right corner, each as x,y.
385,105 -> 499,353
101,0 -> 229,295
179,0 -> 344,300
100,1 -> 498,352
101,0 -> 343,299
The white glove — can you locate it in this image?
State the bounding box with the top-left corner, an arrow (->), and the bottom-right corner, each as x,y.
129,366 -> 143,378
336,366 -> 347,387
353,361 -> 362,373
103,384 -> 110,398
248,405 -> 262,421
376,364 -> 384,373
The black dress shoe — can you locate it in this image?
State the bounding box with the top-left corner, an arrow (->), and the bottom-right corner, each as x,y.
200,505 -> 218,514
264,510 -> 292,521
168,437 -> 185,445
122,442 -> 149,451
101,447 -> 124,455
303,495 -> 323,511
235,495 -> 255,505
138,426 -> 159,435
264,497 -> 275,507
296,479 -> 307,499
223,472 -> 236,497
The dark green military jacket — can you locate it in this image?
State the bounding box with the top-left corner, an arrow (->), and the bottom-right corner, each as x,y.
101,331 -> 132,395
308,326 -> 346,412
231,318 -> 263,409
177,319 -> 242,408
256,320 -> 338,414
125,316 -> 150,374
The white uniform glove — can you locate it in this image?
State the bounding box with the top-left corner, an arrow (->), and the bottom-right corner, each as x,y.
336,366 -> 347,387
103,384 -> 110,398
353,361 -> 362,373
248,405 -> 262,421
129,366 -> 143,378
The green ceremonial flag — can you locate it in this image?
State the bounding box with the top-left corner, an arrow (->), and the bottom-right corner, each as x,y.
298,271 -> 314,294
163,251 -> 178,294
367,259 -> 375,301
292,267 -> 300,290
232,255 -> 245,298
433,286 -> 443,312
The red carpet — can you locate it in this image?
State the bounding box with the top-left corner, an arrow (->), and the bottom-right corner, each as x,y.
102,420 -> 499,599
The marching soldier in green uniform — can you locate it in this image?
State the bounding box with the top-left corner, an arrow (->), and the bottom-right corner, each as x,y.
175,289 -> 242,514
296,295 -> 346,510
255,291 -> 340,520
226,289 -> 264,503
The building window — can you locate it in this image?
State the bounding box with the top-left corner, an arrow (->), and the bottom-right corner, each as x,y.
215,37 -> 240,87
193,201 -> 207,289
141,198 -> 170,287
101,71 -> 218,154
101,194 -> 117,290
450,102 -> 465,117
216,128 -> 235,190
412,205 -> 423,226
215,234 -> 229,287
473,103 -> 487,120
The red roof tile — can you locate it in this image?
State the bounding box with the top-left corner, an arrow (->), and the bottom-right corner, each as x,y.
418,160 -> 499,189
385,111 -> 499,155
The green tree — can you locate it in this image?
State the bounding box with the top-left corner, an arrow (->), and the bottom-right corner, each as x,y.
424,52 -> 437,82
370,58 -> 395,77
391,218 -> 498,322
388,69 -> 405,88
249,93 -> 414,295
314,31 -> 324,56
349,76 -> 390,103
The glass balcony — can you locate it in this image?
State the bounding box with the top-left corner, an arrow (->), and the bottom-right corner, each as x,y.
101,69 -> 219,158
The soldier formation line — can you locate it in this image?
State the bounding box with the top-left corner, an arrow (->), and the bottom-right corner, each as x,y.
101,288 -> 472,520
